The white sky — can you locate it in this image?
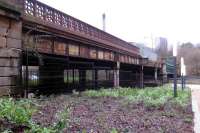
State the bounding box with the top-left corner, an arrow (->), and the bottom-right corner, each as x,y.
38,0 -> 200,47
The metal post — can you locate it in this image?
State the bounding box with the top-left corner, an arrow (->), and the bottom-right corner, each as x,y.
19,50 -> 23,96
181,74 -> 184,91
67,61 -> 69,90
72,69 -> 75,84
140,65 -> 144,88
173,56 -> 177,97
25,48 -> 28,98
184,76 -> 186,88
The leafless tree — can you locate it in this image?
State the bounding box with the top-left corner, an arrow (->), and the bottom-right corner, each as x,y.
177,42 -> 200,76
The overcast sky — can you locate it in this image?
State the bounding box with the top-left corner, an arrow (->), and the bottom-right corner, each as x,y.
38,0 -> 200,47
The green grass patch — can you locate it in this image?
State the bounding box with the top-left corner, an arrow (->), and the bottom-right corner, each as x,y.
83,85 -> 191,107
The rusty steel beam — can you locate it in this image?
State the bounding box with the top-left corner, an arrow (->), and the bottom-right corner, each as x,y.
22,24 -> 139,58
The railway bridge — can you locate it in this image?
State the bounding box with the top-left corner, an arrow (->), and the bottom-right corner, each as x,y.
0,0 -> 163,96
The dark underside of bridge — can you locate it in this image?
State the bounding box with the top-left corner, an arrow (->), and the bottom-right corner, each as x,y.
20,28 -> 161,95
21,52 -> 161,95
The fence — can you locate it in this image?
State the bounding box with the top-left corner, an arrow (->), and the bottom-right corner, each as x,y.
21,66 -> 115,95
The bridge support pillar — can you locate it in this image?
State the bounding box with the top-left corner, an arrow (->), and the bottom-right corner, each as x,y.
114,62 -> 120,88
139,66 -> 144,88
0,13 -> 22,96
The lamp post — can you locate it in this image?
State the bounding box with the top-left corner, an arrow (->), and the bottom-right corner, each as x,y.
173,44 -> 177,97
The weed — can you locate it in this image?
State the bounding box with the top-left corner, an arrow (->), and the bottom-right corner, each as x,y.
110,128 -> 118,133
72,89 -> 80,95
83,85 -> 191,107
54,107 -> 70,132
27,107 -> 70,133
184,116 -> 193,123
82,129 -> 87,133
0,98 -> 36,125
26,122 -> 56,133
161,112 -> 176,117
0,98 -> 70,133
2,130 -> 12,133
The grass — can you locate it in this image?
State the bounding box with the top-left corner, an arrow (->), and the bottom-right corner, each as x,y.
83,84 -> 191,107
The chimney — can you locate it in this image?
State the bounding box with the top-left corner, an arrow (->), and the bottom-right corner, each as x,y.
102,13 -> 106,31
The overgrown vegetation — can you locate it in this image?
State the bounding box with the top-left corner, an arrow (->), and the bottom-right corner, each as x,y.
83,85 -> 191,107
0,98 -> 35,125
0,85 -> 192,132
0,98 -> 69,133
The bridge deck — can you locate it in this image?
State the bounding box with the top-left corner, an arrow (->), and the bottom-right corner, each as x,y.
2,0 -> 162,68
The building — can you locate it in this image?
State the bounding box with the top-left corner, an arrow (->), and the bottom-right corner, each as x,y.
134,43 -> 158,61
155,37 -> 168,58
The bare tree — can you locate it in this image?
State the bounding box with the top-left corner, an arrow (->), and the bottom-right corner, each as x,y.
155,37 -> 169,59
177,42 -> 200,76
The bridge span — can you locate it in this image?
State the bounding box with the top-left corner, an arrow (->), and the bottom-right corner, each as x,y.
0,0 -> 163,96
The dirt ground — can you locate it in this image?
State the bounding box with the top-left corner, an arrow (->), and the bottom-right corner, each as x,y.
32,95 -> 193,133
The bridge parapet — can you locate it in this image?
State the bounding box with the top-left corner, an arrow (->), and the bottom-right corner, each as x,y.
10,0 -> 139,56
